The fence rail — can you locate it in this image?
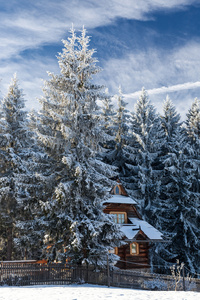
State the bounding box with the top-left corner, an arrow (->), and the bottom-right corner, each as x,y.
0,262 -> 200,292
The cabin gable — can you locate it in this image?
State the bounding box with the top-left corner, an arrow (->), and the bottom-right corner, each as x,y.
110,180 -> 128,196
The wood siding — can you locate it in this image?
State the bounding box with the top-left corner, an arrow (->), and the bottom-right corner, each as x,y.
103,204 -> 140,220
115,242 -> 150,269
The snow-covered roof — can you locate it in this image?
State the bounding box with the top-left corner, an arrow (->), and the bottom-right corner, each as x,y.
120,218 -> 164,241
120,225 -> 139,240
103,195 -> 137,205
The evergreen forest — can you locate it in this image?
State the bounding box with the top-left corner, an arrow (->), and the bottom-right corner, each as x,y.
0,28 -> 200,275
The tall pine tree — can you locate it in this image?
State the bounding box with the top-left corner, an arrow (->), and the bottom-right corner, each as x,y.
153,97 -> 182,269
184,98 -> 200,274
101,87 -> 130,179
154,97 -> 200,274
161,126 -> 199,273
128,88 -> 166,224
0,75 -> 39,260
37,27 -> 122,266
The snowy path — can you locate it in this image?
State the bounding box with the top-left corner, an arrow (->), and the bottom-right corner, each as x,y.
0,284 -> 199,300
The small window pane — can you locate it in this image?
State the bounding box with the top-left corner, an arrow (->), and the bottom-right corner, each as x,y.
131,243 -> 137,254
113,214 -> 118,223
118,214 -> 122,223
121,214 -> 125,223
118,214 -> 125,224
111,213 -> 126,224
115,186 -> 120,194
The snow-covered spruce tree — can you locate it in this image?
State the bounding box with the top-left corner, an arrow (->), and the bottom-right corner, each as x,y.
186,98 -> 200,142
158,124 -> 200,274
185,98 -> 200,195
0,75 -> 42,260
128,88 -> 166,225
183,98 -> 200,274
161,96 -> 182,143
99,89 -> 116,157
14,109 -> 53,261
113,87 -> 130,156
159,96 -> 182,214
99,89 -> 116,151
37,27 -> 122,266
100,87 -> 130,186
153,97 -> 182,270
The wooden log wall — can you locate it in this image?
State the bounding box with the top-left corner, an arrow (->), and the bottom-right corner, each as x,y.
115,242 -> 149,269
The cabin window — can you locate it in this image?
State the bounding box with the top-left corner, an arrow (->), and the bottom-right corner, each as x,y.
130,242 -> 139,255
109,247 -> 118,255
110,212 -> 127,224
114,185 -> 121,195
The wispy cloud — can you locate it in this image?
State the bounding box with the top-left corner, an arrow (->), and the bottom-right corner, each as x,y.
0,0 -> 198,60
98,40 -> 200,117
124,81 -> 200,98
0,55 -> 59,110
0,0 -> 199,118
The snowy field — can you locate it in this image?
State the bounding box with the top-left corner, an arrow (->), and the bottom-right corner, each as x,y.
0,284 -> 199,300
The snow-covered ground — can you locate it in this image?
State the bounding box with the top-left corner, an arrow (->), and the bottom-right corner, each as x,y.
0,284 -> 199,300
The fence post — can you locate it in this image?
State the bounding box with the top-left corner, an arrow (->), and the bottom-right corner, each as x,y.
107,255 -> 110,287
84,263 -> 88,283
182,264 -> 186,291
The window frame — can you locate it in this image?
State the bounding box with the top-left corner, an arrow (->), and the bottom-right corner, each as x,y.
113,185 -> 121,195
110,211 -> 127,224
109,247 -> 118,255
130,242 -> 139,255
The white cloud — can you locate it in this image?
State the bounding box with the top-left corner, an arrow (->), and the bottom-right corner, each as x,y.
0,0 -> 198,60
124,81 -> 200,98
0,55 -> 59,111
0,0 -> 199,118
98,41 -> 200,118
1,35 -> 200,119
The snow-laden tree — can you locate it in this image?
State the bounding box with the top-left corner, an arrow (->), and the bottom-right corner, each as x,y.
113,87 -> 130,154
0,75 -> 41,260
185,98 -> 200,142
101,87 -> 130,178
157,124 -> 200,274
100,89 -> 116,144
14,109 -> 53,261
153,97 -> 182,269
183,98 -> 200,274
185,98 -> 200,195
159,96 -> 182,207
161,96 -> 182,142
37,27 -> 122,266
128,88 -> 166,224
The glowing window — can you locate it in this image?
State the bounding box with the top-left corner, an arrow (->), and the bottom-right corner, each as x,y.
130,242 -> 139,255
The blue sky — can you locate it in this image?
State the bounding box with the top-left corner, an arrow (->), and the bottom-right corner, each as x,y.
0,0 -> 200,118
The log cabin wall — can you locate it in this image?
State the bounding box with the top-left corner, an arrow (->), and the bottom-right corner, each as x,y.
115,242 -> 150,269
103,204 -> 140,220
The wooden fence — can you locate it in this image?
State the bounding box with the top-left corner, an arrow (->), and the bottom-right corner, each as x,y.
0,263 -> 75,286
0,262 -> 200,292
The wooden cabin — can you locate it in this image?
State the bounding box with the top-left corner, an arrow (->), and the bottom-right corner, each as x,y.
103,180 -> 164,269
